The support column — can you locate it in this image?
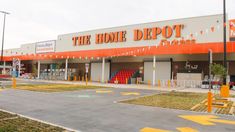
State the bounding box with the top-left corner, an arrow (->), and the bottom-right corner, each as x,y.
37,61 -> 40,79
3,61 -> 6,74
65,58 -> 68,80
18,60 -> 21,77
101,57 -> 105,83
152,56 -> 156,86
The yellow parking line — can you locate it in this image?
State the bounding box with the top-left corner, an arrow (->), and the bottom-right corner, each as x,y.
140,127 -> 169,132
121,92 -> 140,96
176,127 -> 198,132
179,115 -> 235,126
96,90 -> 113,93
140,127 -> 198,132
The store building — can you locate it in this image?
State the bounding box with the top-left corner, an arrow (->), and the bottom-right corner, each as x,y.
1,14 -> 235,85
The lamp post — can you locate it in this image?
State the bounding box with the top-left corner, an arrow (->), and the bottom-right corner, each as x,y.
220,0 -> 230,98
223,0 -> 227,85
0,11 -> 10,62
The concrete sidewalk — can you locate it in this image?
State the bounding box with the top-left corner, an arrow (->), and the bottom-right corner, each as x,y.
15,78 -> 235,95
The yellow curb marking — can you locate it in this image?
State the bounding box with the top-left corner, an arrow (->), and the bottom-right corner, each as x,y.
179,115 -> 235,126
176,127 -> 198,132
140,127 -> 169,132
140,127 -> 198,132
120,92 -> 140,96
96,90 -> 113,93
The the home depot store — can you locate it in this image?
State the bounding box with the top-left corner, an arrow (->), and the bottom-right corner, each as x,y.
2,14 -> 235,85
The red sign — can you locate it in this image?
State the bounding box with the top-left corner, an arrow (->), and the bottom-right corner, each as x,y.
230,19 -> 235,39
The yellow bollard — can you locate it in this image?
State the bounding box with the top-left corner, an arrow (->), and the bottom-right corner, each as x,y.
168,80 -> 171,88
74,76 -> 77,81
86,76 -> 88,86
126,78 -> 128,84
158,80 -> 161,87
82,76 -> 84,82
220,85 -> 230,98
12,77 -> 16,88
90,77 -> 92,82
68,76 -> 71,81
115,77 -> 118,84
207,91 -> 213,113
148,80 -> 151,87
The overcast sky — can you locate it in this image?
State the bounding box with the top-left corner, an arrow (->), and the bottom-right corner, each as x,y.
0,0 -> 235,49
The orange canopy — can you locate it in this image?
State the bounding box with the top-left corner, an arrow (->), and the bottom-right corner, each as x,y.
3,41 -> 235,61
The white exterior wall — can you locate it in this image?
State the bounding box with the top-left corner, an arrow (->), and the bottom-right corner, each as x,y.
3,14 -> 229,56
3,43 -> 36,56
21,43 -> 36,54
144,62 -> 171,83
56,14 -> 227,53
144,62 -> 153,84
91,62 -> 110,82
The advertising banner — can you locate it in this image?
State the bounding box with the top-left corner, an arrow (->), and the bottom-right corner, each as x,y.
12,58 -> 20,77
36,40 -> 56,53
230,19 -> 235,39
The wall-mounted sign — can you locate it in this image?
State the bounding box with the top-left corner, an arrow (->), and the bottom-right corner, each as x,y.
133,24 -> 183,41
96,31 -> 127,44
36,40 -> 56,53
185,61 -> 198,70
72,24 -> 188,47
230,19 -> 235,39
72,35 -> 91,46
72,31 -> 127,46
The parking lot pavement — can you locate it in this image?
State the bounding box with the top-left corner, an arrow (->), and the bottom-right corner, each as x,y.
0,79 -> 57,86
0,88 -> 235,132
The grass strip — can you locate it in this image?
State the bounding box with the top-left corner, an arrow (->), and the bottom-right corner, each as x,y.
121,92 -> 207,110
11,84 -> 109,92
0,111 -> 67,132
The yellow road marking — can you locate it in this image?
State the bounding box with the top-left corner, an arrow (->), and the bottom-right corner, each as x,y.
96,90 -> 113,93
140,127 -> 198,132
121,92 -> 140,96
176,127 -> 198,132
140,127 -> 170,132
179,115 -> 235,126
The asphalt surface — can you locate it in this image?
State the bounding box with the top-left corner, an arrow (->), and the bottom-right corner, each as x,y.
0,79 -> 55,86
0,87 -> 235,132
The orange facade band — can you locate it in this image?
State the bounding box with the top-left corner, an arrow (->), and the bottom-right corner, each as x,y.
4,42 -> 235,61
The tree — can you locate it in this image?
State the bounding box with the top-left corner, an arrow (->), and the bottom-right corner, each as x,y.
210,63 -> 226,82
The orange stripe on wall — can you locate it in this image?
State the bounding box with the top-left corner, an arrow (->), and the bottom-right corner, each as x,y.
2,42 -> 235,61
